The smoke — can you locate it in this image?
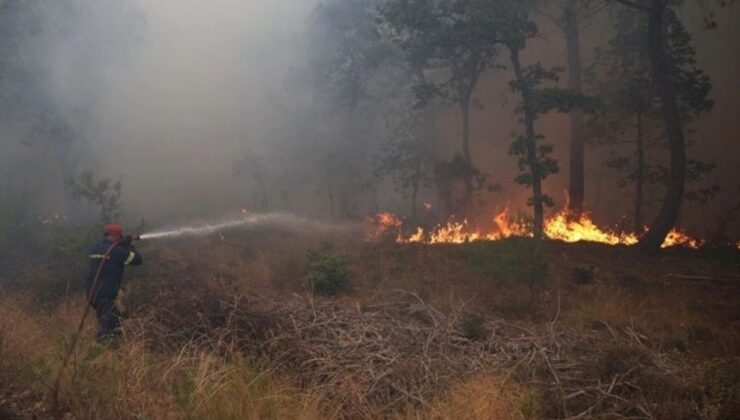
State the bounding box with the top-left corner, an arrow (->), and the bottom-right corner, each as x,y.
1,0 -> 738,237
96,0 -> 319,221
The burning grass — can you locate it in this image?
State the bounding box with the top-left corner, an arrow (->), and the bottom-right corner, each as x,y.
367,207 -> 711,249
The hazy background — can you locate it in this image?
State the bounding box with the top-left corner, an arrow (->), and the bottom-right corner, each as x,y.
1,0 -> 738,236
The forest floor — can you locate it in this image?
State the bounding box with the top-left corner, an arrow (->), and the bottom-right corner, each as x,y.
1,228 -> 739,419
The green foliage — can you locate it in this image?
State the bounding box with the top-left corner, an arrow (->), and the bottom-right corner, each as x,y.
587,5 -> 717,214
379,0 -> 503,215
433,154 -> 493,216
379,0 -> 498,108
517,388 -> 542,420
462,238 -> 549,294
172,371 -> 196,413
0,217 -> 98,300
373,98 -> 434,213
508,63 -> 564,207
459,312 -> 486,341
306,242 -> 352,296
310,0 -> 393,108
664,330 -> 689,353
40,225 -> 99,299
510,135 -> 558,203
69,170 -> 123,223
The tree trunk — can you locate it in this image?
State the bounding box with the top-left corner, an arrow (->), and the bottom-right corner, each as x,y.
635,111 -> 645,232
510,48 -> 544,239
327,182 -> 335,220
410,159 -> 421,220
257,177 -> 269,212
638,0 -> 686,253
57,138 -> 77,222
460,100 -> 474,214
411,178 -> 419,220
564,0 -> 585,219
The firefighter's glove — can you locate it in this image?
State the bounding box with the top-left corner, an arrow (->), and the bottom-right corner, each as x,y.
120,235 -> 134,247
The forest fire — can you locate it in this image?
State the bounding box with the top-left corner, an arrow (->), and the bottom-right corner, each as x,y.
366,209 -> 703,249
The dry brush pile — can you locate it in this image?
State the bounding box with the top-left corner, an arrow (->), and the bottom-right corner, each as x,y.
133,269 -> 707,419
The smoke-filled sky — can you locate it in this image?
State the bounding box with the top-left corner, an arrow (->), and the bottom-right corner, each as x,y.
96,0 -> 318,221
1,0 -> 738,236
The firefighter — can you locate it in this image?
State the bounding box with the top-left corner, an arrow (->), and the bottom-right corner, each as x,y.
85,223 -> 143,341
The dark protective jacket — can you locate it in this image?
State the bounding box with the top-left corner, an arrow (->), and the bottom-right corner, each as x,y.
85,239 -> 142,301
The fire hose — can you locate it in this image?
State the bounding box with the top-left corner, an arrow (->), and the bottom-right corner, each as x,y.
51,235 -> 139,419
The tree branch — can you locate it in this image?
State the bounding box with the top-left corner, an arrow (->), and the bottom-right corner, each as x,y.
611,0 -> 651,12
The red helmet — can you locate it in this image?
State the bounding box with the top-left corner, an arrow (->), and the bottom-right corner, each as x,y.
104,223 -> 123,236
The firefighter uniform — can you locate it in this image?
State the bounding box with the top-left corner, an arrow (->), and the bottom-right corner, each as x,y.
85,240 -> 142,341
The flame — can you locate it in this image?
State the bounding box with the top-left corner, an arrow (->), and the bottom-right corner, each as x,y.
423,202 -> 433,210
367,208 -> 708,249
36,213 -> 68,225
492,208 -> 530,239
364,212 -> 403,241
661,229 -> 700,249
390,208 -> 530,244
543,211 -> 639,246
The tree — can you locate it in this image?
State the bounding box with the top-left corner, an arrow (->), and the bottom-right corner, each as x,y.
493,0 -> 587,239
588,6 -> 715,230
308,0 -> 399,219
233,148 -> 270,212
563,0 -> 587,218
69,170 -> 123,223
379,0 -> 498,215
534,0 -> 606,219
310,0 -> 392,109
374,98 -> 434,219
507,57 -> 562,239
607,0 -> 713,252
586,6 -> 662,231
0,0 -> 144,222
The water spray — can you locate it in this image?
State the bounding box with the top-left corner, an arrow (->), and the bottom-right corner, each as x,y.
137,212 -> 359,241
139,218 -> 248,240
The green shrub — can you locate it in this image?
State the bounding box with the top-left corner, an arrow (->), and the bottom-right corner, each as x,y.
664,330 -> 689,353
40,225 -> 100,298
460,312 -> 486,341
517,388 -> 542,419
462,238 -> 549,300
0,222 -> 99,300
306,242 -> 351,296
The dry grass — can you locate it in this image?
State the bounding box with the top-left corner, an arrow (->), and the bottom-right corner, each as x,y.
2,234 -> 739,419
0,296 -> 324,419
403,375 -> 528,420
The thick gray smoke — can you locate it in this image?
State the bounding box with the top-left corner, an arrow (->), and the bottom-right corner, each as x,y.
94,0 -> 320,221
1,0 -> 738,236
